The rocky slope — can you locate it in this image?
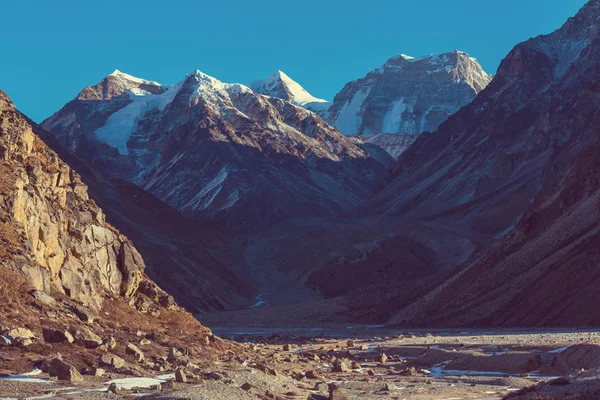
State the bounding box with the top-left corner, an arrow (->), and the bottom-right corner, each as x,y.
327,50 -> 492,135
350,133 -> 418,160
0,90 -> 235,378
43,70 -> 388,229
29,121 -> 253,313
362,0 -> 600,326
249,70 -> 330,115
365,0 -> 600,237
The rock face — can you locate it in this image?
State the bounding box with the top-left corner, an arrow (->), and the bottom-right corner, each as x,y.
327,50 -> 491,135
249,70 -> 330,115
375,0 -> 600,327
350,133 -> 418,160
43,70 -> 388,229
0,90 -> 223,376
0,90 -> 144,310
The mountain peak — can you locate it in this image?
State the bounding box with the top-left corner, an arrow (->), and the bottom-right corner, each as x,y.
249,70 -> 329,108
108,69 -> 161,86
328,49 -> 492,135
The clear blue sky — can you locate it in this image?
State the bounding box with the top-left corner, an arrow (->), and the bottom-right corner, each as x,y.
0,0 -> 587,122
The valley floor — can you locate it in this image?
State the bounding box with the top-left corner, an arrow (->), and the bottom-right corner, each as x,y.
3,327 -> 600,399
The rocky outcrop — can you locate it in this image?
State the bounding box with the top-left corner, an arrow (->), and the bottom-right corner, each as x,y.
0,90 -> 144,310
327,50 -> 492,135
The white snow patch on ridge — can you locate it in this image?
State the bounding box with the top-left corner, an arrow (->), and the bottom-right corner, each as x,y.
95,82 -> 179,155
329,88 -> 371,135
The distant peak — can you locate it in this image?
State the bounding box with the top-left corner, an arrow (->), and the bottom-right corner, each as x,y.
249,70 -> 328,106
108,69 -> 161,86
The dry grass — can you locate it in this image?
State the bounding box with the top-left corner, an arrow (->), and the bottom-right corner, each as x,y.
0,266 -> 31,303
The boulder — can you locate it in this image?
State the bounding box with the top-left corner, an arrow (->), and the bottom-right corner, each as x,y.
31,290 -> 56,307
49,358 -> 83,382
168,347 -> 188,364
331,359 -> 351,373
376,353 -> 387,364
346,340 -> 354,348
107,383 -> 120,394
5,327 -> 35,346
305,370 -> 324,380
126,343 -> 145,362
100,353 -> 126,369
175,367 -> 186,383
69,326 -> 102,348
43,327 -> 74,343
70,305 -> 94,323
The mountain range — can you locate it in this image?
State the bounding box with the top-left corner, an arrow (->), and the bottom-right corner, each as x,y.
1,0 -> 599,340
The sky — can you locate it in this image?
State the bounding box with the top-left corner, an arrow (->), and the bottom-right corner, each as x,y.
0,0 -> 588,122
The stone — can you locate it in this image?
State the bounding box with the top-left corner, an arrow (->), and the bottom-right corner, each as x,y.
328,387 -> 349,400
48,358 -> 83,382
162,381 -> 174,390
359,345 -> 368,350
126,343 -> 145,362
43,327 -> 74,343
103,336 -> 117,350
140,338 -> 151,346
241,382 -> 253,391
331,359 -> 351,373
305,370 -> 324,380
70,305 -> 94,323
351,361 -> 361,369
283,343 -> 296,351
168,347 -> 188,364
31,290 -> 56,307
346,340 -> 354,347
107,383 -> 120,394
366,369 -> 375,376
291,371 -> 305,381
69,326 -> 102,348
548,377 -> 571,386
92,367 -> 105,377
100,353 -> 126,369
376,353 -> 387,364
175,367 -> 187,383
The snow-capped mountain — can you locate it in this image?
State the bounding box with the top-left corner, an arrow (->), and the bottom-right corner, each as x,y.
43,69 -> 388,228
249,70 -> 330,115
364,0 -> 600,247
327,50 -> 492,135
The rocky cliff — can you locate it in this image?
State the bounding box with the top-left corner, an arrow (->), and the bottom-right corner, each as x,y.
0,90 -> 235,377
0,90 -> 145,309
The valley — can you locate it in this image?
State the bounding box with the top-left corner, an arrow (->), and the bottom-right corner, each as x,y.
1,0 -> 600,399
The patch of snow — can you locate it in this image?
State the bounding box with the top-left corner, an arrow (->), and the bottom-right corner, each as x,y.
382,98 -> 408,133
330,88 -> 371,134
110,70 -> 161,86
548,346 -> 569,354
94,84 -> 179,155
106,377 -> 167,390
